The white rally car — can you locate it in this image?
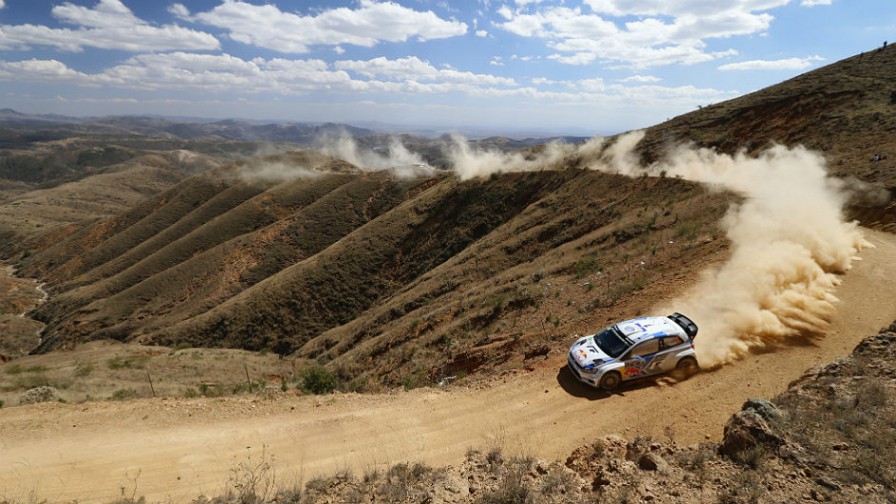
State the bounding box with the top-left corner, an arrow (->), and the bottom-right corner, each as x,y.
567,313 -> 699,390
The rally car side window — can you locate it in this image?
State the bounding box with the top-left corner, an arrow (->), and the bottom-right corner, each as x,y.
660,336 -> 682,349
630,339 -> 659,358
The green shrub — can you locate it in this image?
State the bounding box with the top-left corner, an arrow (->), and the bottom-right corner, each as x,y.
111,388 -> 138,401
476,465 -> 531,504
107,355 -> 150,370
675,219 -> 701,240
300,366 -> 339,395
572,256 -> 601,279
74,361 -> 94,377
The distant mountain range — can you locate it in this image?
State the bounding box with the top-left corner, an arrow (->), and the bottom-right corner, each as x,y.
0,109 -> 590,145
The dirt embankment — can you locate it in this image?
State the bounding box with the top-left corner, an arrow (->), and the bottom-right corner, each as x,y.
1,228 -> 895,502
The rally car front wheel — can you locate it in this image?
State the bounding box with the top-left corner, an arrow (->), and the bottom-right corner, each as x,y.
599,371 -> 621,391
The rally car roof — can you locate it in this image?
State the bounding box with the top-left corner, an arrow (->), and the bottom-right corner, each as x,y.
612,315 -> 689,345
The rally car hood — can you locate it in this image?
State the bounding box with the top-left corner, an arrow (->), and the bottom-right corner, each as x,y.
570,335 -> 611,371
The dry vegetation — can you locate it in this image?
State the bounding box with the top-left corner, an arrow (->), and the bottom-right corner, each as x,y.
0,340 -> 308,407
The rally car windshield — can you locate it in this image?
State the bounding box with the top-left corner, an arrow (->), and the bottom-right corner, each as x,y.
593,326 -> 631,358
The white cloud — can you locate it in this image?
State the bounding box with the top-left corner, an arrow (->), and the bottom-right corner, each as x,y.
497,1 -> 792,68
52,0 -> 141,28
583,1 -> 790,17
0,1 -> 7,9
531,77 -> 560,85
0,59 -> 93,82
0,53 -> 524,97
0,0 -> 219,52
800,0 -> 832,5
190,0 -> 467,53
548,52 -> 598,65
576,77 -> 605,91
335,56 -> 516,85
476,30 -> 488,37
168,3 -> 191,19
619,75 -> 661,82
718,55 -> 823,71
490,56 -> 504,66
0,53 -> 735,114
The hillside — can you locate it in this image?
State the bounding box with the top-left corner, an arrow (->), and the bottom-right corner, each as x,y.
14,162 -> 730,387
638,44 -> 896,228
1,47 -> 894,389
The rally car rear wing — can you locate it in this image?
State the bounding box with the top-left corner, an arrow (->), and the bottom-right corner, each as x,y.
668,312 -> 698,339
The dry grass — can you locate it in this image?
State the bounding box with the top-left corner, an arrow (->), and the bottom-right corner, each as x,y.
0,340 -> 306,406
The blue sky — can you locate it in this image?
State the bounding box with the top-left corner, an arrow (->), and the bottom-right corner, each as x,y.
0,0 -> 893,135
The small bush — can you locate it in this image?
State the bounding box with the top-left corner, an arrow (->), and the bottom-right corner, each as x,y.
731,445 -> 766,469
107,355 -> 150,370
378,462 -> 432,501
228,447 -> 276,504
539,466 -> 578,499
19,386 -> 63,405
675,219 -> 702,240
476,464 -> 531,504
572,256 -> 601,279
74,361 -> 94,377
299,366 -> 339,395
111,388 -> 139,401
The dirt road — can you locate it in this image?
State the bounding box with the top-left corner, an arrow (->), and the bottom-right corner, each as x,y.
3,229 -> 896,503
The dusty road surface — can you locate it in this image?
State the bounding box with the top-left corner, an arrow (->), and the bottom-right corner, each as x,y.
3,229 -> 896,503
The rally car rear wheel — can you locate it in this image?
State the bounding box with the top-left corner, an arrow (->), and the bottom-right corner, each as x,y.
675,356 -> 698,377
599,371 -> 621,391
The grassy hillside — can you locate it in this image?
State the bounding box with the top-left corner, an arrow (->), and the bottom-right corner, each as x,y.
5,46 -> 896,390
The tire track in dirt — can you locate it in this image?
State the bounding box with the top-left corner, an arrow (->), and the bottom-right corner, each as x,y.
3,229 -> 896,503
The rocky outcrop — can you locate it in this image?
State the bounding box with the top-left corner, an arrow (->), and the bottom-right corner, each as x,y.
719,398 -> 786,457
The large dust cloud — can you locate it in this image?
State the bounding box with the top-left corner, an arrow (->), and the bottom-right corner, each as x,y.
588,132 -> 870,366
420,130 -> 873,367
447,135 -> 573,180
238,128 -> 875,366
238,133 -> 436,182
317,134 -> 436,178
